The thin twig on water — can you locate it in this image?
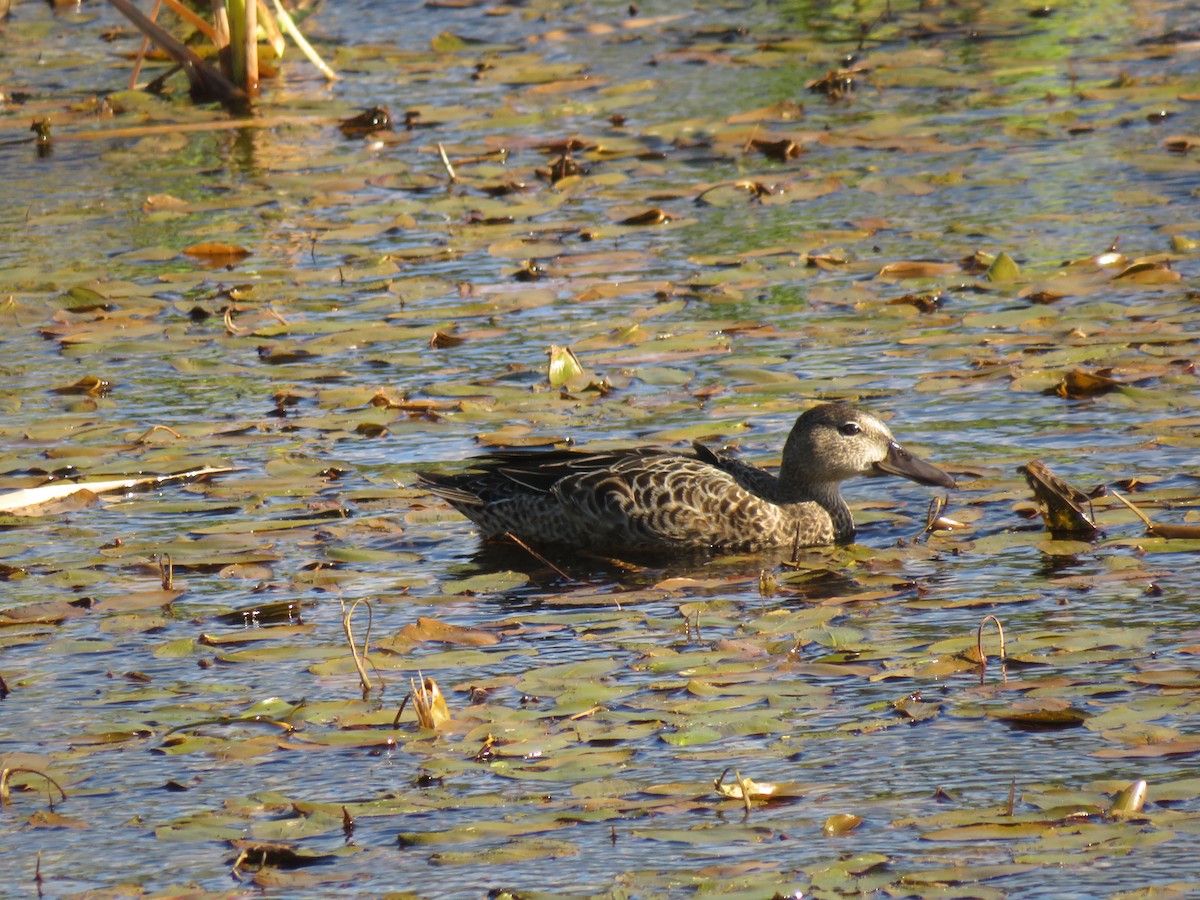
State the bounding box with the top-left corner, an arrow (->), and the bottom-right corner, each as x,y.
437,143 -> 459,183
504,531 -> 572,581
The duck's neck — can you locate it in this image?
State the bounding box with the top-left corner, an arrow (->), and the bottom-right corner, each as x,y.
779,476 -> 854,540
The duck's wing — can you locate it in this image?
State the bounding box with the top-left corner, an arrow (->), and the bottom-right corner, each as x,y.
479,446 -> 675,494
417,446 -> 685,506
555,453 -> 833,550
419,447 -> 698,545
691,441 -> 782,501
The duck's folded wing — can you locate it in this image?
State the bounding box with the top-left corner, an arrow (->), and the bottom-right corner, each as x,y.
450,447 -> 676,494
555,455 -> 834,550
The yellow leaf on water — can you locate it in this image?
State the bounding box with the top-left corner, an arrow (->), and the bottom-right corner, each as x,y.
547,344 -> 587,389
1109,779 -> 1148,816
713,769 -> 778,802
410,675 -> 451,730
183,242 -> 251,261
877,260 -> 958,279
823,813 -> 864,836
396,617 -> 500,647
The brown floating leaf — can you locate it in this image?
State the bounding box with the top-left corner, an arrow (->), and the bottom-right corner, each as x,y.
182,242 -> 251,262
429,331 -> 464,349
52,375 -> 113,396
618,208 -> 673,226
1113,259 -> 1181,283
544,153 -> 583,184
808,68 -> 865,98
28,810 -> 88,829
893,693 -> 941,722
1020,460 -> 1098,539
0,597 -> 92,626
396,617 -> 499,647
1109,488 -> 1200,540
1023,289 -> 1068,304
338,106 -> 392,138
822,813 -> 864,836
989,699 -> 1090,729
888,291 -> 945,313
94,590 -> 182,614
1094,739 -> 1200,759
513,259 -> 546,282
749,138 -> 802,161
198,625 -> 314,645
877,260 -> 959,280
1050,368 -> 1125,399
231,842 -> 337,872
713,768 -> 778,804
142,193 -> 189,215
0,563 -> 28,581
711,768 -> 806,811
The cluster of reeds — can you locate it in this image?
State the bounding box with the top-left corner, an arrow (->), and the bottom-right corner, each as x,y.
108,0 -> 334,110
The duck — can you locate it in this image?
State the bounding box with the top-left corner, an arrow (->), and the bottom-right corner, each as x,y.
418,402 -> 955,553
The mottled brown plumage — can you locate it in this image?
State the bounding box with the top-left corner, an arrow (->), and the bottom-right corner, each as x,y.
419,403 -> 954,552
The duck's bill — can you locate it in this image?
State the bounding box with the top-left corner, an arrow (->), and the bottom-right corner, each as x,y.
874,441 -> 957,489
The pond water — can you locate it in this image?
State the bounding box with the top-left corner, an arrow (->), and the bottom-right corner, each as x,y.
2,0 -> 1200,897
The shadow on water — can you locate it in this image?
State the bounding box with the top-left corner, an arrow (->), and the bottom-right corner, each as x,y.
439,531 -> 881,609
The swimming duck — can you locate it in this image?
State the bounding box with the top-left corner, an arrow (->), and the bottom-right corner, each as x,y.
419,403 -> 955,553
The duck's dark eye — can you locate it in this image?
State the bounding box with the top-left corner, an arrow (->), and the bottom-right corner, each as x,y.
839,422 -> 861,436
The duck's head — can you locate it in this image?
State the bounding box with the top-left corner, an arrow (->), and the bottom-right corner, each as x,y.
781,403 -> 956,489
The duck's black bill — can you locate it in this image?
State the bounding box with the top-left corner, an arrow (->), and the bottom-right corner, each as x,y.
875,441 -> 957,489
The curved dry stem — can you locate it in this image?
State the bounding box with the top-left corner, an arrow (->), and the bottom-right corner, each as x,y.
1,767 -> 68,810
223,305 -> 246,336
129,0 -> 164,89
269,0 -> 337,81
392,693 -> 410,728
736,769 -> 752,814
977,614 -> 1006,664
1109,487 -> 1154,527
341,598 -> 375,695
918,493 -> 948,541
159,553 -> 174,590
